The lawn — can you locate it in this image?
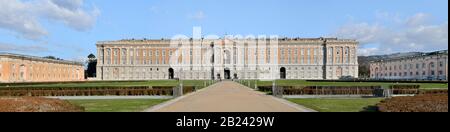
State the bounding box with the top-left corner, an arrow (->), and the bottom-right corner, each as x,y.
0,80 -> 213,88
68,99 -> 169,112
287,98 -> 384,112
247,80 -> 448,89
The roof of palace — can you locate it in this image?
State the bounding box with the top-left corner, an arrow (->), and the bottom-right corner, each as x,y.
371,50 -> 448,63
0,52 -> 84,66
96,37 -> 357,45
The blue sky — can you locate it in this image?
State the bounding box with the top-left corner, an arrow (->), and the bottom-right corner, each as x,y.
0,0 -> 448,61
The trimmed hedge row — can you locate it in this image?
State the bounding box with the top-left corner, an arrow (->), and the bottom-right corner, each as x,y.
0,86 -> 175,90
420,89 -> 448,95
0,86 -> 197,96
0,80 -> 152,86
259,86 -> 382,95
306,79 -> 448,83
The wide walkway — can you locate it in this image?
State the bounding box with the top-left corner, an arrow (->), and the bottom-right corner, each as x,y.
145,81 -> 315,112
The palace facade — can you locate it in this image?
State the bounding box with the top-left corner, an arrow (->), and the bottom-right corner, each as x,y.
0,53 -> 85,83
370,50 -> 448,81
96,37 -> 358,80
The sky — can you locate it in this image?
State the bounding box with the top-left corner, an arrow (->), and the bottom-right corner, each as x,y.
0,0 -> 448,62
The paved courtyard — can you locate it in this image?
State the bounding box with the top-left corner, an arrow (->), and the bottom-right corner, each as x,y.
145,81 -> 315,112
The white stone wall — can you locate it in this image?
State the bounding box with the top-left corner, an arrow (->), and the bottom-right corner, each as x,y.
96,38 -> 359,80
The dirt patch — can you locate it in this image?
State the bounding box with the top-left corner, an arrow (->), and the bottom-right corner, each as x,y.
377,94 -> 448,112
0,97 -> 84,112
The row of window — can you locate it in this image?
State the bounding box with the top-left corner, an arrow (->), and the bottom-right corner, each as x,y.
8,64 -> 78,73
375,61 -> 445,71
10,73 -> 80,80
374,70 -> 444,77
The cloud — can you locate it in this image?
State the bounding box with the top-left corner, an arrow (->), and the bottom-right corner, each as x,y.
50,0 -> 83,11
332,12 -> 448,56
0,42 -> 49,52
188,11 -> 206,20
0,0 -> 48,40
38,0 -> 101,31
358,47 -> 381,56
0,0 -> 100,40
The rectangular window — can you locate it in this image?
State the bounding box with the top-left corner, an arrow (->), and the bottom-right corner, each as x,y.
114,49 -> 119,65
345,47 -> 349,63
336,48 -> 340,63
130,49 -> 134,65
288,49 -> 291,64
307,49 -> 311,64
267,48 -> 271,64
106,49 -> 111,65
328,48 -> 333,64
122,49 -> 127,65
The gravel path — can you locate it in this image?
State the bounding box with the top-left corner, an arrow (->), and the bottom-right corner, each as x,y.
145,81 -> 315,112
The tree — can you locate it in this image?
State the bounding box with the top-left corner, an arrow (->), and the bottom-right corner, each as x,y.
88,54 -> 96,60
43,56 -> 63,60
86,53 -> 97,78
44,56 -> 56,59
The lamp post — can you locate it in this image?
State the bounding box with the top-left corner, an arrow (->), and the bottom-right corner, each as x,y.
178,68 -> 183,97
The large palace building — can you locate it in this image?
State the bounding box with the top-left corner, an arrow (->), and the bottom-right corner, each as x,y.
96,37 -> 358,80
0,53 -> 85,83
370,50 -> 448,81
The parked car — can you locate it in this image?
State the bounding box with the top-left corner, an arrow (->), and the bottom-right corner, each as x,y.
340,76 -> 355,80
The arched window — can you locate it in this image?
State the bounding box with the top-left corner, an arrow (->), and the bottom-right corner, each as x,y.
280,67 -> 286,79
